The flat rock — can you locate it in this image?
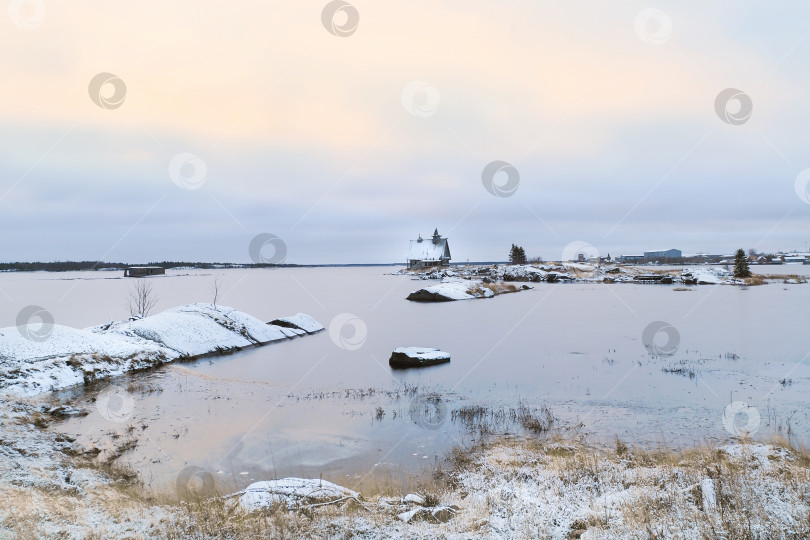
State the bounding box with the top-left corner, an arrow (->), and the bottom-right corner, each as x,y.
389,347 -> 451,368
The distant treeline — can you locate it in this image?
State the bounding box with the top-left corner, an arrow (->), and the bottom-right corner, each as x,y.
0,261 -> 302,273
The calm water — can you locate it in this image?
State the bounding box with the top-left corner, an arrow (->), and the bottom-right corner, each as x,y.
2,265 -> 809,494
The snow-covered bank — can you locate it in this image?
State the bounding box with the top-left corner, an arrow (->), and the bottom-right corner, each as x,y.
0,304 -> 323,396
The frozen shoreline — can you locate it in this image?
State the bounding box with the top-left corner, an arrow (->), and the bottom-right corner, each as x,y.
0,303 -> 323,396
1,395 -> 806,540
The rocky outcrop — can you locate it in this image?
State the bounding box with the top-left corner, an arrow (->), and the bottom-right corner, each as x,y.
1,304 -> 324,396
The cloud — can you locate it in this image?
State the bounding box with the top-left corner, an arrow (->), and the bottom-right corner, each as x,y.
1,1 -> 809,263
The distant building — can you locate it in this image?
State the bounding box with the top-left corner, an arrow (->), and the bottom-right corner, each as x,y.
643,249 -> 682,260
124,266 -> 165,277
407,229 -> 451,269
618,254 -> 644,262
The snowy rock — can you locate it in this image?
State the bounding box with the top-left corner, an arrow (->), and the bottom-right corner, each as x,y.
499,265 -> 548,282
681,267 -> 730,285
389,347 -> 451,368
407,276 -> 535,301
278,327 -> 306,338
545,271 -> 573,283
402,493 -> 425,505
238,478 -> 359,511
407,280 -> 477,301
101,303 -> 290,356
0,304 -> 323,396
268,313 -> 325,334
397,506 -> 458,523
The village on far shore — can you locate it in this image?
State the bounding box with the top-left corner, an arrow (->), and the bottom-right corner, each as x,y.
401,228 -> 808,302
404,228 -> 810,269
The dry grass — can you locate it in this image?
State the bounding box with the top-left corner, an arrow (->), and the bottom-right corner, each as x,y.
465,282 -> 523,297
447,435 -> 810,538
638,269 -> 680,276
482,282 -> 520,294
5,430 -> 810,538
743,275 -> 767,286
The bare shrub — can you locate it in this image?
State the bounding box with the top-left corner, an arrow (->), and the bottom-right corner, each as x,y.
128,279 -> 158,318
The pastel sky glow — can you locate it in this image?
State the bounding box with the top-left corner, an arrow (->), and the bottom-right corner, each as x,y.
2,1 -> 810,264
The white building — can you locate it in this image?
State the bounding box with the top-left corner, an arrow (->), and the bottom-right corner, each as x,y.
407,229 -> 451,268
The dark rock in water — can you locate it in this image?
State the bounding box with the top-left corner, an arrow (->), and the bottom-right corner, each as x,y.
389,347 -> 451,368
546,272 -> 572,283
406,290 -> 456,302
660,276 -> 673,284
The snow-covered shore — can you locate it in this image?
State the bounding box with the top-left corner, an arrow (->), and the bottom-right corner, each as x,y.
400,262 -> 807,287
0,303 -> 323,396
3,402 -> 806,540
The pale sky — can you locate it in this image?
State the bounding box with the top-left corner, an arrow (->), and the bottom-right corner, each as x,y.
1,1 -> 809,264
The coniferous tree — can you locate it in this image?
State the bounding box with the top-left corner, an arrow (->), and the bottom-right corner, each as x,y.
733,248 -> 751,278
509,244 -> 527,264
